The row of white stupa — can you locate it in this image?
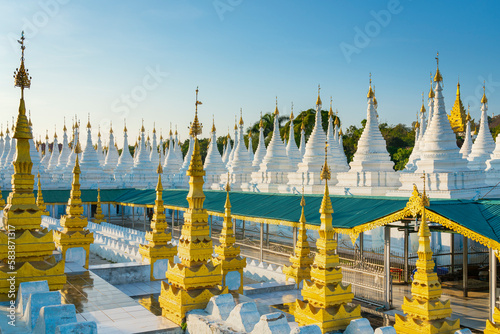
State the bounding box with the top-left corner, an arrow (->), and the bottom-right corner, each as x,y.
1,62 -> 500,199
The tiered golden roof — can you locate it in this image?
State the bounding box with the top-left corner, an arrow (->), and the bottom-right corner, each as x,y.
53,142 -> 94,269
448,80 -> 467,133
394,183 -> 460,333
283,189 -> 313,287
294,143 -> 361,333
212,178 -> 246,293
36,173 -> 49,216
139,161 -> 177,280
159,88 -> 226,325
0,32 -> 65,298
93,188 -> 106,224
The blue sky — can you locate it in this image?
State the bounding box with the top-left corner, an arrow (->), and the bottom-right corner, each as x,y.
0,0 -> 499,144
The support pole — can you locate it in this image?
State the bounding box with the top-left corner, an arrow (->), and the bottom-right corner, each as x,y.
121,206 -> 124,225
359,232 -> 364,265
171,209 -> 175,237
144,207 -> 147,231
209,215 -> 212,238
384,225 -> 391,309
132,207 -> 135,229
266,223 -> 269,247
242,220 -> 245,239
451,233 -> 455,274
404,222 -> 409,283
260,222 -> 264,263
293,226 -> 297,250
490,248 -> 497,321
463,236 -> 468,297
107,203 -> 111,223
334,233 -> 338,255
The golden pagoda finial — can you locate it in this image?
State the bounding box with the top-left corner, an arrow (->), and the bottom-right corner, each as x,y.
274,97 -> 279,116
320,141 -> 331,182
141,119 -> 145,132
329,96 -> 333,116
28,110 -> 32,127
14,31 -> 32,101
434,52 -> 443,82
316,84 -> 322,105
290,102 -> 294,119
367,73 -> 375,98
124,119 -> 128,132
211,115 -> 216,133
36,172 -> 49,216
153,122 -> 156,133
248,131 -> 252,139
259,111 -> 264,128
334,110 -> 340,126
0,124 -> 3,137
239,108 -> 244,125
109,121 -> 113,134
301,119 -> 305,130
339,127 -> 343,136
63,117 -> 67,132
420,93 -> 426,113
428,72 -> 435,98
189,86 -> 203,137
86,113 -> 91,129
466,105 -> 471,122
456,78 -> 460,96
45,130 -> 49,140
54,125 -> 58,138
481,81 -> 488,104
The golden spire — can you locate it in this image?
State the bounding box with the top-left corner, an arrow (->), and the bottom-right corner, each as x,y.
274,97 -> 279,116
420,93 -> 426,113
301,119 -> 305,130
329,97 -> 333,116
189,87 -> 203,137
141,119 -> 145,132
153,122 -> 156,133
466,105 -> 471,122
93,188 -> 105,224
334,110 -> 340,126
428,72 -> 435,98
239,108 -> 244,125
211,115 -> 216,132
448,73 -> 467,133
248,131 -> 252,139
45,130 -> 49,141
434,52 -> 443,82
28,110 -> 32,127
124,119 -> 127,132
316,84 -> 322,105
456,79 -> 461,97
290,102 -> 294,119
63,117 -> 67,132
320,141 -> 331,183
36,172 -> 49,216
86,114 -> 91,129
0,124 -> 3,137
109,121 -> 113,134
5,122 -> 8,135
259,111 -> 264,128
233,116 -> 237,130
319,141 -> 333,227
481,81 -> 488,104
339,127 -> 343,136
367,73 -> 375,98
14,31 -> 31,100
53,125 -> 57,139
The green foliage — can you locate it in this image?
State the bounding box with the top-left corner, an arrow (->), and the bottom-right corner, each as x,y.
393,147 -> 413,170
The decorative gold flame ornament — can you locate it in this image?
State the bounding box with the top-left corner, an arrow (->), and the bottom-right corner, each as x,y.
159,88 -> 227,325
448,80 -> 467,134
485,307 -> 500,333
92,188 -> 106,224
139,160 -> 177,280
53,140 -> 94,269
283,188 -> 313,288
0,32 -> 65,299
293,143 -> 361,333
394,179 -> 460,333
212,177 -> 246,293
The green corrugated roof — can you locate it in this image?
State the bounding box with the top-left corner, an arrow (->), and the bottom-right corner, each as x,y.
3,188 -> 500,244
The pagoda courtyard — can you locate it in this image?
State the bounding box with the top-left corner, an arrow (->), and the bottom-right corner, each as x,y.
2,35 -> 500,334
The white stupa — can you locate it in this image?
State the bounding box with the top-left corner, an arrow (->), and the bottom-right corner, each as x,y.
162,129 -> 182,186
176,134 -> 193,188
102,123 -> 119,175
252,117 -> 267,171
335,78 -> 399,195
326,102 -> 349,172
149,125 -> 159,167
39,132 -> 50,170
54,122 -> 71,184
226,121 -> 238,169
286,105 -> 302,168
131,121 -> 157,188
173,129 -> 184,170
468,87 -> 495,170
405,100 -> 427,171
114,121 -> 135,183
47,131 -> 60,171
27,115 -> 41,178
0,129 -> 4,169
485,132 -> 500,183
298,120 -> 306,158
205,119 -> 227,190
395,56 -> 487,198
223,111 -> 254,191
247,131 -> 254,162
96,127 -> 105,166
79,118 -> 105,188
251,99 -> 294,193
287,87 -> 331,193
459,112 -> 473,159
222,133 -> 232,166
66,120 -> 80,170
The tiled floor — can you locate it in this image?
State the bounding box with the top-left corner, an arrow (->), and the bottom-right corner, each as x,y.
61,272 -> 180,333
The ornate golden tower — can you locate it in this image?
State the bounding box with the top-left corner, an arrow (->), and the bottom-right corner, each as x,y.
139,161 -> 177,280
448,80 -> 467,134
93,188 -> 105,224
0,32 -> 65,299
485,307 -> 500,333
159,88 -> 227,325
212,178 -> 246,293
294,143 -> 361,333
53,141 -> 94,269
394,184 -> 460,333
36,172 -> 49,216
284,189 -> 313,288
